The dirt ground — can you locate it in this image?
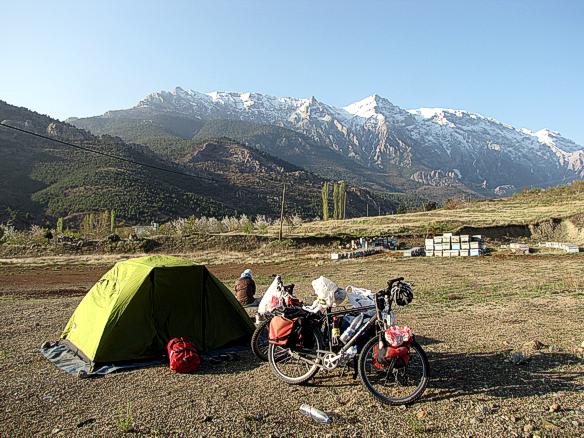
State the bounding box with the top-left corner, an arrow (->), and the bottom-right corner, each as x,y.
0,252 -> 583,436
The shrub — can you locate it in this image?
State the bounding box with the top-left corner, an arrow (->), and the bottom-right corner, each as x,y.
221,216 -> 241,232
290,214 -> 303,227
423,201 -> 438,211
206,217 -> 225,234
116,402 -> 134,433
254,215 -> 271,234
443,198 -> 463,210
239,215 -> 253,234
166,217 -> 189,236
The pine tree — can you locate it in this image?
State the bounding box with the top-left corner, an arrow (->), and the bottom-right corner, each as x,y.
321,182 -> 329,221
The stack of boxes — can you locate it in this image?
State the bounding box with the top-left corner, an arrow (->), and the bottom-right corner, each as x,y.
331,247 -> 384,260
509,243 -> 530,255
351,236 -> 397,250
539,242 -> 580,253
424,233 -> 485,257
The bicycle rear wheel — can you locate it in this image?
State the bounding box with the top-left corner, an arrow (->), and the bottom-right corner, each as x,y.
250,319 -> 270,361
267,326 -> 323,385
358,337 -> 429,405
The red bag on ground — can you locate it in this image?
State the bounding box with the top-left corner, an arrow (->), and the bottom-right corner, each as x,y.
167,338 -> 201,373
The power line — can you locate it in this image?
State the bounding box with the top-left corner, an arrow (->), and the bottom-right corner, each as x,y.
0,122 -> 266,196
0,122 -> 221,183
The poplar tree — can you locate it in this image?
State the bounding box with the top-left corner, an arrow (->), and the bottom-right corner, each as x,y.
332,182 -> 339,220
321,182 -> 329,221
88,212 -> 95,236
339,181 -> 346,219
110,210 -> 116,233
100,210 -> 110,235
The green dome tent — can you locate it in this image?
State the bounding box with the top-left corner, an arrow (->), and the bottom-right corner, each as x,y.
60,255 -> 254,365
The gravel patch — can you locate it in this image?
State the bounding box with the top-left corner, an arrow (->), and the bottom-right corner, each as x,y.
0,260 -> 583,436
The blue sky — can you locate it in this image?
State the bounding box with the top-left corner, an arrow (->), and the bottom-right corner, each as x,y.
1,0 -> 583,144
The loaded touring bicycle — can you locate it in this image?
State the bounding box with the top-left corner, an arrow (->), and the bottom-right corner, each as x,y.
266,277 -> 430,405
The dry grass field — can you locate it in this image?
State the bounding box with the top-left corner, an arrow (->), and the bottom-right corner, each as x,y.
1,250 -> 583,436
268,182 -> 584,238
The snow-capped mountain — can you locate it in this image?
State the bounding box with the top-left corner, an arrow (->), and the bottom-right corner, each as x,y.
88,86 -> 584,195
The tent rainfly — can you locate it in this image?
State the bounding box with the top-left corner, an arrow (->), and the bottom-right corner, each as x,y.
60,255 -> 254,365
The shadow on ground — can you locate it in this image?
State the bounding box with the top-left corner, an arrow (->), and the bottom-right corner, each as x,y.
424,350 -> 584,402
198,351 -> 262,375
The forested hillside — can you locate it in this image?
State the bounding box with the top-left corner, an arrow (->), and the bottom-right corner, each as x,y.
0,101 -> 413,226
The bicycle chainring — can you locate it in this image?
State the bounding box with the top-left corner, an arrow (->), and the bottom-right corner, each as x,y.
322,353 -> 340,370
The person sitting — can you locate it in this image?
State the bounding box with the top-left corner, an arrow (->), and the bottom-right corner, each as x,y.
235,269 -> 258,306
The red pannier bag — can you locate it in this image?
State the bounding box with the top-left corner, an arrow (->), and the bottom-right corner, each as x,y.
167,337 -> 201,373
372,326 -> 414,369
268,315 -> 298,346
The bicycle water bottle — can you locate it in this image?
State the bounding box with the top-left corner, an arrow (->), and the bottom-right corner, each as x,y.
331,316 -> 341,346
299,404 -> 332,424
339,313 -> 364,343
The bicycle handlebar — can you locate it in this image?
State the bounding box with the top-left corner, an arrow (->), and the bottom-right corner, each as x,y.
376,277 -> 404,296
387,277 -> 404,287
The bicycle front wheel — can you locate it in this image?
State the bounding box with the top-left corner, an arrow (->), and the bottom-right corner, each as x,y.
267,326 -> 323,385
358,337 -> 429,405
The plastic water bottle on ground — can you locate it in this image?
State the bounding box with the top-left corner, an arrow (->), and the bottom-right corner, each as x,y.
299,404 -> 332,424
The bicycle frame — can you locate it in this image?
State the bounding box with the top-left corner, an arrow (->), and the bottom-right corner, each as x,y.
288,278 -> 404,369
331,277 -> 402,355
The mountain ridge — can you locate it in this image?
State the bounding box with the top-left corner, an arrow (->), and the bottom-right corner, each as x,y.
0,100 -> 411,225
71,86 -> 583,198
